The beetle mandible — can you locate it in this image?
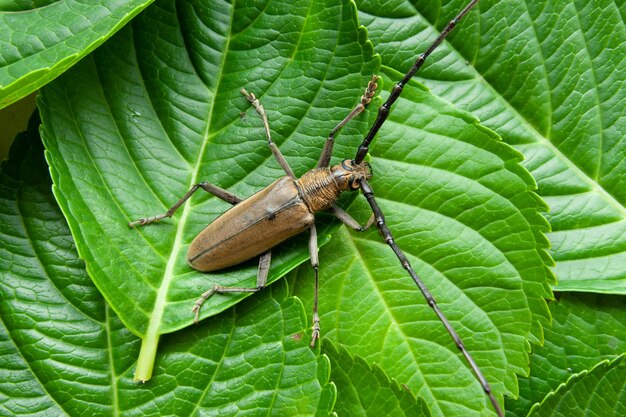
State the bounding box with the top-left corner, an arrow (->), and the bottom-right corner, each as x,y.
129,1 -> 502,415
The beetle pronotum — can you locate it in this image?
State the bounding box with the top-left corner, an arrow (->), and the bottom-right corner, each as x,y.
129,0 -> 502,415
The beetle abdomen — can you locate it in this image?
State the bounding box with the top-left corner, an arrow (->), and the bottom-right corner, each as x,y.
188,176 -> 314,272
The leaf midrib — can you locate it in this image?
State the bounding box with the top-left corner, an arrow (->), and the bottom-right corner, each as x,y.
143,3 -> 236,338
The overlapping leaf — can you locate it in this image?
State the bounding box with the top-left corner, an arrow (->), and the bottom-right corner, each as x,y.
0,129 -> 333,416
325,341 -> 430,417
0,0 -> 155,109
356,0 -> 626,294
528,354 -> 626,417
508,293 -> 626,416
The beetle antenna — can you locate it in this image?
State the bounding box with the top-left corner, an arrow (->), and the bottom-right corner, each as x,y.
354,0 -> 479,164
353,1 -> 503,415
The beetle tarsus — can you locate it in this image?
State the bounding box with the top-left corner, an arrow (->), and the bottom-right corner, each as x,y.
310,312 -> 321,347
128,214 -> 167,228
128,218 -> 149,228
192,285 -> 219,323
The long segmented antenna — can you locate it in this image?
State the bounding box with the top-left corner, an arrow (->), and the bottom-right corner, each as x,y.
360,180 -> 503,416
354,0 -> 479,164
354,1 -> 504,416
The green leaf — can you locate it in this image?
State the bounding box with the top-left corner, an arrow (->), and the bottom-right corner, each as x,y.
289,69 -> 550,417
0,129 -> 333,415
39,0 -> 378,381
528,354 -> 626,417
324,341 -> 430,417
355,0 -> 626,294
38,0 -> 550,414
0,0 -> 155,109
507,293 -> 626,416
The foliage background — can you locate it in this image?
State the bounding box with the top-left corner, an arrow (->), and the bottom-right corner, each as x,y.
1,0 -> 625,416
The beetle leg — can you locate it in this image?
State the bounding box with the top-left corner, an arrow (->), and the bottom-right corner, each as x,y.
241,88 -> 297,179
317,75 -> 379,168
256,250 -> 271,288
192,251 -> 271,323
327,205 -> 375,232
128,182 -> 241,228
308,223 -> 321,347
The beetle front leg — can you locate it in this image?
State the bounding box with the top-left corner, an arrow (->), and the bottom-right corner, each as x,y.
327,205 -> 375,232
128,182 -> 241,228
241,88 -> 297,179
317,75 -> 379,168
192,251 -> 271,323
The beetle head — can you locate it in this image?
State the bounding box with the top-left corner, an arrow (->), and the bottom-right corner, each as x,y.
331,159 -> 373,191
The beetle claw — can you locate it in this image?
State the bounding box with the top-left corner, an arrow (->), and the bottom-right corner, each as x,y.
128,217 -> 148,228
310,329 -> 320,348
192,306 -> 200,324
310,314 -> 321,347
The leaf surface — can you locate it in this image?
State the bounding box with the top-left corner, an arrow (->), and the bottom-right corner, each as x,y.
355,0 -> 626,294
0,0 -> 154,108
38,0 -> 551,414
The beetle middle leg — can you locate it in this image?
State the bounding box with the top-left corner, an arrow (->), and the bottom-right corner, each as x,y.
128,182 -> 241,228
327,205 -> 375,232
308,223 -> 321,347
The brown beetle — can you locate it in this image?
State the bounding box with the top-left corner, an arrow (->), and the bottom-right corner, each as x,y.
129,1 -> 502,415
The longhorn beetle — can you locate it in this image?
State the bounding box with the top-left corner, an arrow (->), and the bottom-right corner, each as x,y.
129,0 -> 502,415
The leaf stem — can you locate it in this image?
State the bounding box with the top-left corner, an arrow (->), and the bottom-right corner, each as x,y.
134,332 -> 160,382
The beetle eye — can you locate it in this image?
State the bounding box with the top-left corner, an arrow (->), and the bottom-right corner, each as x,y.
347,177 -> 361,190
341,159 -> 354,171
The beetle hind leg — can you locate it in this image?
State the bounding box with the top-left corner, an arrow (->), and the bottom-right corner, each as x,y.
192,251 -> 271,323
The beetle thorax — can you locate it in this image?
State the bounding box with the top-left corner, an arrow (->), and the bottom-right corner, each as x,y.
295,159 -> 372,213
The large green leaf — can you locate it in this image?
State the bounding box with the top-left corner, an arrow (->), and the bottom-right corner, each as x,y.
0,128 -> 333,415
0,0 -> 155,109
39,0 -> 378,381
356,0 -> 626,294
38,0 -> 550,415
290,68 -> 550,417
